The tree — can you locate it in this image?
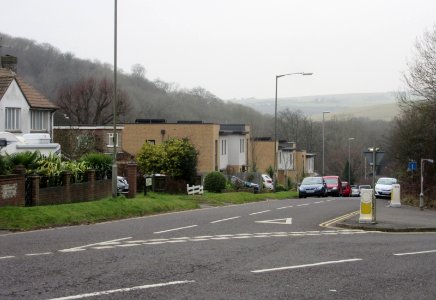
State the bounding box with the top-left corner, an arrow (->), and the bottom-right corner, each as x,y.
56,77 -> 130,125
136,138 -> 198,181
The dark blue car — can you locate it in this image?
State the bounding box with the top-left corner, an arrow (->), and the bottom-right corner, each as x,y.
298,176 -> 327,198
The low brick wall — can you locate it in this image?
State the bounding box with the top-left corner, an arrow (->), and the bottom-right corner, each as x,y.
0,173 -> 25,207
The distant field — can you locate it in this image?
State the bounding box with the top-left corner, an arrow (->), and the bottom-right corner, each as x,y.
312,102 -> 400,121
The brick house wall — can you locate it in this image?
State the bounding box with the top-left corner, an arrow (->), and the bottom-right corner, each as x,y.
122,123 -> 220,173
0,173 -> 25,207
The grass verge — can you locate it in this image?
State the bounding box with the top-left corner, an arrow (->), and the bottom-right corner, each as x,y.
0,190 -> 297,231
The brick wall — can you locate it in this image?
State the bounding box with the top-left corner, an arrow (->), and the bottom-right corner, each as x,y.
0,173 -> 25,207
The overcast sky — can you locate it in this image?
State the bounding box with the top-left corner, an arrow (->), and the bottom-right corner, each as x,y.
1,0 -> 435,100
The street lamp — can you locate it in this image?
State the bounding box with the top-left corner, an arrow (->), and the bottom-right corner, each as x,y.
112,0 -> 118,197
348,137 -> 355,183
420,158 -> 434,210
273,72 -> 313,191
322,111 -> 330,176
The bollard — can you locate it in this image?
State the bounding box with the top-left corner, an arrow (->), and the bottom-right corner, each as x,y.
390,184 -> 401,207
359,189 -> 373,223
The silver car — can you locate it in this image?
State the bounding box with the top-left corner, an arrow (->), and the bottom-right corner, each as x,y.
117,176 -> 129,194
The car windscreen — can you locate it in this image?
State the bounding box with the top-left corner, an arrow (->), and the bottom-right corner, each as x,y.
302,177 -> 322,185
324,178 -> 337,184
377,178 -> 396,185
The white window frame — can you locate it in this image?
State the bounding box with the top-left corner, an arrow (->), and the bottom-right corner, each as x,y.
5,107 -> 21,131
107,133 -> 119,147
30,110 -> 49,131
240,139 -> 245,153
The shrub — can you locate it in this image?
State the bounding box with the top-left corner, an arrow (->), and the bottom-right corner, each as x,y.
0,154 -> 11,175
81,152 -> 112,179
204,172 -> 226,193
275,184 -> 287,192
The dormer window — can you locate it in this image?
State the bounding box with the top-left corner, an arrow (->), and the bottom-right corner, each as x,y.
5,107 -> 21,131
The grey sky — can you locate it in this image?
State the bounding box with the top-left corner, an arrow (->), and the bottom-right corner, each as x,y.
1,0 -> 435,100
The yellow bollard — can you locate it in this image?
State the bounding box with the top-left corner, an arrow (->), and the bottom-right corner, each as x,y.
359,189 -> 373,223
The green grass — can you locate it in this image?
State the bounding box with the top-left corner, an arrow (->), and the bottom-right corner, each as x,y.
0,190 -> 297,231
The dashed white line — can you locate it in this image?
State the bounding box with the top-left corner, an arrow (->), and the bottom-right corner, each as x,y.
47,280 -> 196,300
154,225 -> 198,234
394,249 -> 436,256
210,216 -> 241,224
59,237 -> 132,253
249,210 -> 271,215
297,203 -> 310,207
25,252 -> 52,256
251,258 -> 363,273
314,201 -> 324,204
276,205 -> 293,210
0,256 -> 15,260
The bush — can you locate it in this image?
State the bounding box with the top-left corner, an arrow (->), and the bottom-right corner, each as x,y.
275,184 -> 287,192
81,152 -> 112,179
0,154 -> 11,175
204,172 -> 226,193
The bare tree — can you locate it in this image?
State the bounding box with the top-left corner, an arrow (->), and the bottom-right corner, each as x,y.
57,77 -> 130,125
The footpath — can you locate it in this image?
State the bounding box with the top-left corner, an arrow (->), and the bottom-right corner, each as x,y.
337,198 -> 436,232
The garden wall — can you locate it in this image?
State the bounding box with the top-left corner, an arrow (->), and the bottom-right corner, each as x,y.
0,168 -> 25,207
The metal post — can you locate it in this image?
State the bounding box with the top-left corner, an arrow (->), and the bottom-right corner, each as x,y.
111,0 -> 118,197
348,138 -> 354,183
273,76 -> 278,192
420,158 -> 424,210
322,111 -> 330,176
372,146 -> 376,223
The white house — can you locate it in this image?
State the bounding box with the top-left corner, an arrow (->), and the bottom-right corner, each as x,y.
0,57 -> 59,154
219,124 -> 250,172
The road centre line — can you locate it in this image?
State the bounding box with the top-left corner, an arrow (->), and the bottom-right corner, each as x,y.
0,256 -> 15,260
25,252 -> 52,256
276,205 -> 293,210
251,258 -> 363,273
210,216 -> 241,223
48,280 -> 195,300
297,203 -> 310,207
154,225 -> 198,234
394,249 -> 436,256
249,210 -> 271,215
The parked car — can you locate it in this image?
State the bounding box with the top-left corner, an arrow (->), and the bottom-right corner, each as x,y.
375,177 -> 397,198
261,174 -> 274,190
359,184 -> 372,192
298,176 -> 327,198
351,185 -> 360,197
342,181 -> 351,197
117,176 -> 129,194
231,176 -> 260,192
323,175 -> 342,196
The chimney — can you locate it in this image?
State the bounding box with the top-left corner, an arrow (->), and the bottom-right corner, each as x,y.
1,55 -> 17,73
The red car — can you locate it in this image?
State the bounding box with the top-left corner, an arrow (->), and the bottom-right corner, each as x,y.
341,181 -> 351,197
323,175 -> 342,196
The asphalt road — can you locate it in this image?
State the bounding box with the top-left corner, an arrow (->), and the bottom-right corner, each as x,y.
1,196 -> 436,299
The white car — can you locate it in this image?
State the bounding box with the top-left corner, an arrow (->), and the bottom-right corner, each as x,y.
375,177 -> 397,198
261,174 -> 274,190
117,176 -> 129,194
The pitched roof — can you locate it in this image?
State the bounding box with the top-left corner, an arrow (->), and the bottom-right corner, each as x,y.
0,68 -> 57,110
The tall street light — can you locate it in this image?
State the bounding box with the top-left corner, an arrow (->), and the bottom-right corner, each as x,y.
420,158 -> 434,210
112,0 -> 118,197
274,72 -> 313,191
348,137 -> 355,183
322,111 -> 330,176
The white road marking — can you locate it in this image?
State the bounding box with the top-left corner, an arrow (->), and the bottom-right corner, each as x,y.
249,210 -> 271,215
276,205 -> 293,210
154,225 -> 198,234
255,218 -> 293,225
25,252 -> 52,256
47,280 -> 195,300
394,249 -> 436,256
210,216 -> 241,224
297,203 -> 310,207
59,237 -> 132,253
314,201 -> 324,204
251,258 -> 363,273
0,256 -> 15,260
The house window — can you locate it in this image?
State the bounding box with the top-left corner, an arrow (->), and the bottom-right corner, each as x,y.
240,139 -> 245,153
5,107 -> 21,131
147,140 -> 156,145
30,110 -> 49,131
108,133 -> 119,147
221,139 -> 227,155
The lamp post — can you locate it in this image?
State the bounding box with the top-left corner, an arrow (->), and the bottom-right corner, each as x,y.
273,72 -> 313,191
111,0 -> 118,197
348,137 -> 355,183
322,111 -> 330,176
420,158 -> 434,210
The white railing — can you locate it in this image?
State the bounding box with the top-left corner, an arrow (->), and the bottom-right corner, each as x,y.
187,184 -> 204,195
